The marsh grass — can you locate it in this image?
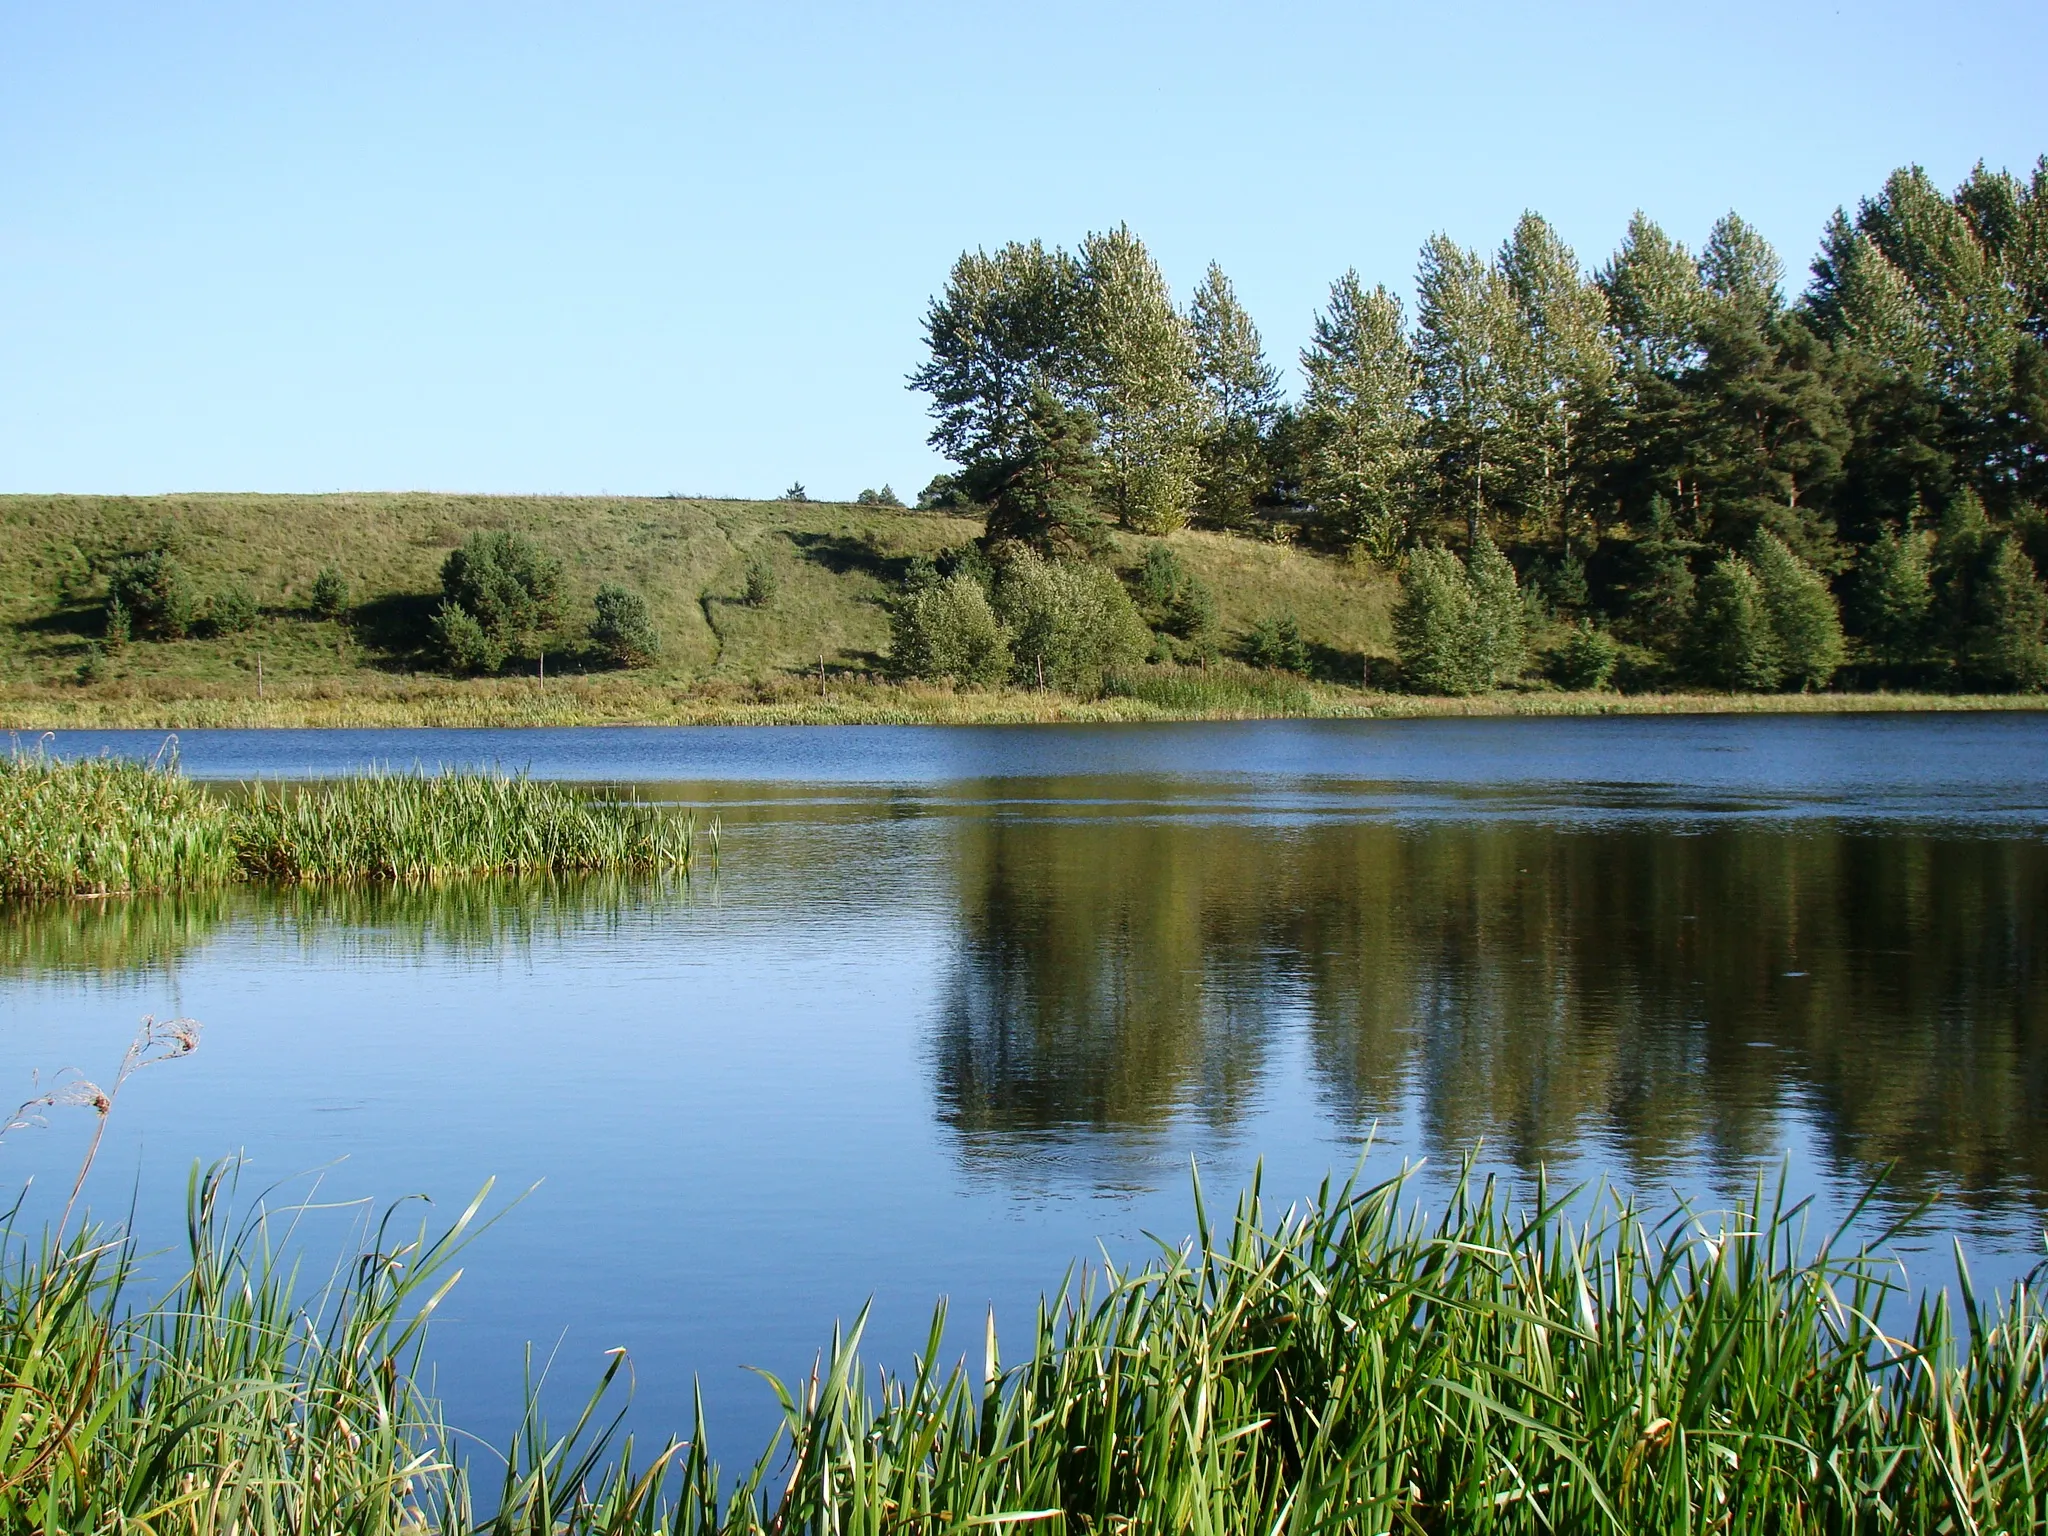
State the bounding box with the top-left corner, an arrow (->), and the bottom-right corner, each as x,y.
1104,661 -> 1321,716
1,748 -> 704,898
11,1098 -> 2048,1532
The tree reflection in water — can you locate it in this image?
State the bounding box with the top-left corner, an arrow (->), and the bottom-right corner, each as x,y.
933,805 -> 2048,1206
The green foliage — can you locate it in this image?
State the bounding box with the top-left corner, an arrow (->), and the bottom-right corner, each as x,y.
1967,537 -> 2048,690
1550,621 -> 1619,690
1691,555 -> 1782,690
1391,536 -> 1525,695
993,549 -> 1150,693
1300,272 -> 1420,555
855,484 -> 903,507
916,474 -> 970,511
1750,530 -> 1846,689
981,387 -> 1110,557
102,593 -> 130,649
106,547 -> 196,639
309,564 -> 350,618
889,571 -> 1012,684
439,529 -> 564,651
1078,225 -> 1205,534
1851,526 -> 1934,670
590,583 -> 661,668
781,482 -> 809,502
204,582 -> 259,636
1244,612 -> 1309,674
430,600 -> 507,675
1190,263 -> 1282,531
1394,545 -> 1487,694
1135,541 -> 1187,611
74,642 -> 108,685
1467,531 -> 1529,684
1165,574 -> 1220,661
743,549 -> 778,607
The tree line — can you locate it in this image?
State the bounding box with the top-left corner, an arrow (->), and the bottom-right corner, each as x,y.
907,157 -> 2048,693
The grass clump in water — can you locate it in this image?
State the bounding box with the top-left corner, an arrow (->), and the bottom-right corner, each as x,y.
1,746 -> 704,897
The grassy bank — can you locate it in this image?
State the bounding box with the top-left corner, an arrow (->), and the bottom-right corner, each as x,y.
3,669 -> 2042,729
0,752 -> 704,898
8,1124 -> 2043,1532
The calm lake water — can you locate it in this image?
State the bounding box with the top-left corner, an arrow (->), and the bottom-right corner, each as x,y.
5,714 -> 2047,1460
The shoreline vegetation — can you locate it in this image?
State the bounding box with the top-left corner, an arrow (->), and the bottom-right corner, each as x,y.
4,674 -> 2043,731
0,751 -> 705,899
6,1031 -> 2044,1533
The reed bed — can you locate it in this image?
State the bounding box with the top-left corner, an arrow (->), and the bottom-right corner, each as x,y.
9,1147 -> 2047,1533
0,749 -> 705,898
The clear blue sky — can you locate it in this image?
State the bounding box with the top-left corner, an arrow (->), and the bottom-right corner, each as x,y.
3,1 -> 2043,499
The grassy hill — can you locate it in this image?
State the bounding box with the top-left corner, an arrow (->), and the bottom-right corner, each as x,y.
0,492 -> 1400,724
2,493 -> 2032,728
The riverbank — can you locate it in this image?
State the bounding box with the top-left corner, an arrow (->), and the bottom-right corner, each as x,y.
4,675 -> 2041,729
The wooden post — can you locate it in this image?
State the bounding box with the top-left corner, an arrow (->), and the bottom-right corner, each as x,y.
256,654 -> 264,702
539,650 -> 545,688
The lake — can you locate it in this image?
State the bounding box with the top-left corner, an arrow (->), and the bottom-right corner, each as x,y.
4,713 -> 2045,1463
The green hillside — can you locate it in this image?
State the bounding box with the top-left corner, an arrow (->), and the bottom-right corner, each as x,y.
0,492 -> 1395,721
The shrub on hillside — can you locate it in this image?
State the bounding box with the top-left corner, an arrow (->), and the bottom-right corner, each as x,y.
743,550 -> 778,607
993,549 -> 1149,693
1245,613 -> 1310,675
856,485 -> 904,507
1394,547 -> 1485,695
439,531 -> 563,651
890,572 -> 1011,684
590,584 -> 660,668
106,549 -> 197,640
431,602 -> 507,676
204,584 -> 259,636
309,566 -> 351,619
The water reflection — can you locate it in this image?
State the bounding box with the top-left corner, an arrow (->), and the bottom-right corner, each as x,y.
0,871 -> 696,977
936,805 -> 2048,1206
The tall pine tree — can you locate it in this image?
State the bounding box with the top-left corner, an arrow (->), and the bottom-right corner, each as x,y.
1299,272 -> 1421,556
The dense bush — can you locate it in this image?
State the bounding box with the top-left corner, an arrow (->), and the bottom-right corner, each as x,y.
1750,532 -> 1844,690
1550,621 -> 1618,690
308,565 -> 350,619
1393,536 -> 1526,695
431,601 -> 507,676
1968,537 -> 2048,689
855,484 -> 903,507
1691,556 -> 1780,690
890,571 -> 1011,684
993,549 -> 1150,693
204,584 -> 259,636
1245,612 -> 1309,674
590,584 -> 660,668
106,548 -> 197,640
439,530 -> 563,656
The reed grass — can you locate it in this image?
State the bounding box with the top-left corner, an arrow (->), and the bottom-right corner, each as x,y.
11,1141 -> 2048,1531
0,749 -> 705,898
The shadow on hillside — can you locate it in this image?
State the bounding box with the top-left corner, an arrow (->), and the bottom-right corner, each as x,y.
788,531 -> 919,585
14,604 -> 103,641
348,592 -> 437,668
